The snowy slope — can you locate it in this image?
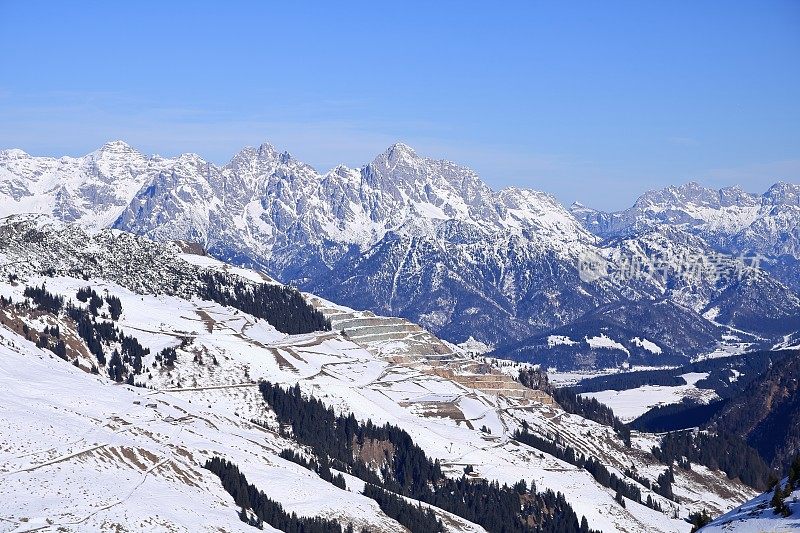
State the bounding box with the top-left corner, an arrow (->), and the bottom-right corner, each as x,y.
0,215 -> 757,532
700,480 -> 800,532
0,321 -> 411,532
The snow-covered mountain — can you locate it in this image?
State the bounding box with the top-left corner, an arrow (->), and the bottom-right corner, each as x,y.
1,142 -> 798,370
572,181 -> 800,293
0,214 -> 755,532
109,141 -> 621,348
571,181 -> 800,258
0,141 -> 160,229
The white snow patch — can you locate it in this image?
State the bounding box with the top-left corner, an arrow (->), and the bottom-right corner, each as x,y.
585,334 -> 630,354
679,372 -> 709,387
584,382 -> 717,423
631,337 -> 662,354
547,335 -> 577,347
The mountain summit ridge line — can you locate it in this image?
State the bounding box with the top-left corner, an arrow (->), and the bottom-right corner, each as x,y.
1,140 -> 798,367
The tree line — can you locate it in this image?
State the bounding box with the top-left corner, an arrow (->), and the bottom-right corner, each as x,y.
513,423 -> 668,512
258,381 -> 595,533
651,430 -> 776,491
204,457 -> 357,532
198,271 -> 329,335
568,369 -> 686,394
518,369 -> 631,446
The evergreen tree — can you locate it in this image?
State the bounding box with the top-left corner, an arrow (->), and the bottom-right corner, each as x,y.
771,482 -> 791,517
106,295 -> 123,320
688,509 -> 713,532
107,349 -> 126,382
615,491 -> 626,508
23,285 -> 64,313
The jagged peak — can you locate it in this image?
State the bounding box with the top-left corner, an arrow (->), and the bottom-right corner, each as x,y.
252,141 -> 294,163
387,141 -> 416,154
763,181 -> 800,204
97,140 -> 137,153
0,148 -> 30,159
226,142 -> 297,168
765,181 -> 800,194
88,140 -> 143,162
631,180 -> 717,209
673,180 -> 705,191
257,141 -> 279,158
175,152 -> 209,165
719,184 -> 746,193
626,180 -> 800,211
569,201 -> 602,215
376,142 -> 419,164
327,163 -> 359,178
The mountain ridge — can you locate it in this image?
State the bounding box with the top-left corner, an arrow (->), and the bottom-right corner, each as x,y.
1,141 -> 798,368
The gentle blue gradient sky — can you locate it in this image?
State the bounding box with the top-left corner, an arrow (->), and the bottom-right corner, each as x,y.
1,1 -> 798,210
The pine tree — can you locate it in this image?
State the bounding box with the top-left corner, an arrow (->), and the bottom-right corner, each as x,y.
108,349 -> 125,382
106,295 -> 123,320
615,491 -> 626,508
689,509 -> 713,532
771,482 -> 791,517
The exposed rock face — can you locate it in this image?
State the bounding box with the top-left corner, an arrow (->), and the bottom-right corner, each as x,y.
353,438 -> 395,469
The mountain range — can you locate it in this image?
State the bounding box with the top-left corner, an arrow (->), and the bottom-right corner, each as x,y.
1,141 -> 798,370
1,140 -> 798,532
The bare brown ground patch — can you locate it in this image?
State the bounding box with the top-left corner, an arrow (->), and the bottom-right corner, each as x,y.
195,310 -> 216,333
403,400 -> 473,428
116,446 -> 161,471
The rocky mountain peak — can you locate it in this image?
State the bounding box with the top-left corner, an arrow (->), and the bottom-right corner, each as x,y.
383,141 -> 418,162
1,141 -> 798,354
91,140 -> 141,159
763,181 -> 800,205
0,148 -> 30,160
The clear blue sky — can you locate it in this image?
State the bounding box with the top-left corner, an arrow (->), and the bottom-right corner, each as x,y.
1,1 -> 798,210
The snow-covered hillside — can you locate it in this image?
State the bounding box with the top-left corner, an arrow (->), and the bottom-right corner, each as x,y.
582,372 -> 718,423
700,479 -> 800,532
0,215 -> 755,532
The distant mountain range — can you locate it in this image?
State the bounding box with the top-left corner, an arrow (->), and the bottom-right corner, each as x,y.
1,141 -> 798,369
